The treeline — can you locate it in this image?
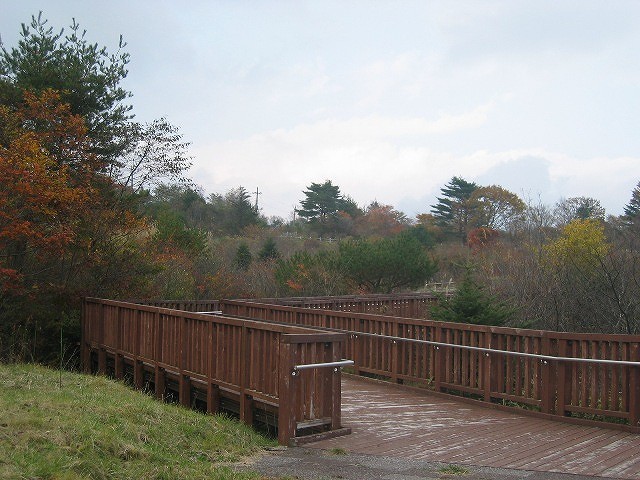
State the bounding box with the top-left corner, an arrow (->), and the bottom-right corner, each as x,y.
1,14 -> 639,363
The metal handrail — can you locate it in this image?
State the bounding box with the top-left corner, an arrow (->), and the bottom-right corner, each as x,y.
349,331 -> 640,366
206,310 -> 640,367
292,359 -> 354,376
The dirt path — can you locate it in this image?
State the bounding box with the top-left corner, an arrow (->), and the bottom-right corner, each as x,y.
237,447 -> 613,480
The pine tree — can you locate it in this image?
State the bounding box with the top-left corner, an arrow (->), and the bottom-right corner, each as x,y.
431,177 -> 479,244
430,267 -> 513,326
234,243 -> 252,271
258,238 -> 280,261
298,180 -> 348,236
624,182 -> 640,224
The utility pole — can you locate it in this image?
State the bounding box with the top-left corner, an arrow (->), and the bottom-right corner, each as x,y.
254,187 -> 261,212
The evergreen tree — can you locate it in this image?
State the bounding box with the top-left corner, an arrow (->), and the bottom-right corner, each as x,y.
234,243 -> 252,271
338,234 -> 437,293
431,176 -> 479,244
298,180 -> 347,236
430,267 -> 514,326
0,13 -> 132,163
258,237 -> 280,260
624,182 -> 640,225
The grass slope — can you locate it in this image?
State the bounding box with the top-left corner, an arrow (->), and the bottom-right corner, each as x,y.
0,363 -> 275,479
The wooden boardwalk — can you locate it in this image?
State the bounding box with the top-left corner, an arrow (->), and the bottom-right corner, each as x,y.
307,376 -> 640,479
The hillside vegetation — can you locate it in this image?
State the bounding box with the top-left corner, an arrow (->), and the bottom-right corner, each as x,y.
0,363 -> 274,479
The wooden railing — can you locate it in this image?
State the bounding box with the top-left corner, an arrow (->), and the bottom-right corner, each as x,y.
80,298 -> 350,445
213,299 -> 640,432
237,293 -> 440,318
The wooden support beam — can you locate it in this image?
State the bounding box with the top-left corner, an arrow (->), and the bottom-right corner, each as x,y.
278,341 -> 296,445
206,383 -> 220,414
240,394 -> 253,426
114,353 -> 124,380
630,343 -> 640,427
154,366 -> 165,401
179,374 -> 191,408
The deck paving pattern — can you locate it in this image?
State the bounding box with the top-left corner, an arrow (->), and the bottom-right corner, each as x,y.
307,376 -> 640,479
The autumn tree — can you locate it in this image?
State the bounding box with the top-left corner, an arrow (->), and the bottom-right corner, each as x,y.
518,219 -> 614,332
0,90 -> 152,360
0,13 -> 132,163
470,185 -> 526,232
0,91 -> 94,294
554,196 -> 605,226
275,250 -> 346,296
355,201 -> 410,238
0,14 -> 192,361
114,118 -> 192,192
431,176 -> 479,244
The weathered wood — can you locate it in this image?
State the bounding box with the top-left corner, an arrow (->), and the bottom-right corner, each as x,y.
154,365 -> 165,400
309,376 -> 640,479
206,382 -> 220,414
212,297 -> 640,431
81,298 -> 348,446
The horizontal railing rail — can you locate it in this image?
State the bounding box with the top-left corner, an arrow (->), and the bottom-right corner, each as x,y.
293,360 -> 355,373
346,331 -> 640,366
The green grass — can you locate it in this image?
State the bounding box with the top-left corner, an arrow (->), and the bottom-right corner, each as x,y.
0,363 -> 276,479
438,464 -> 470,475
328,447 -> 347,455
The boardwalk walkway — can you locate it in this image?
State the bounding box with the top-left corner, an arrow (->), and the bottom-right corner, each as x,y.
307,376 -> 640,479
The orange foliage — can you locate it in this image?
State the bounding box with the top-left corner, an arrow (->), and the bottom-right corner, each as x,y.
0,90 -> 101,292
467,227 -> 500,252
355,203 -> 408,238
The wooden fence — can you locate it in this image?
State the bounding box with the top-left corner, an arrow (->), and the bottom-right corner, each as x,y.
211,299 -> 640,432
81,298 -> 350,445
241,293 -> 440,319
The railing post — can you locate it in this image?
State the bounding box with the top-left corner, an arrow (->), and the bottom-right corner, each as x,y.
97,302 -> 106,375
392,322 -> 401,384
630,342 -> 640,427
80,299 -> 91,373
541,335 -> 555,414
483,333 -> 492,402
556,339 -> 571,417
328,340 -> 343,430
114,306 -> 124,379
179,316 -> 190,407
240,326 -> 253,426
278,339 -> 296,445
133,309 -> 144,390
434,325 -> 445,392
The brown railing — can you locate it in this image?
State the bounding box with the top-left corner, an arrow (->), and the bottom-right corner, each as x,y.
244,293 -> 440,319
81,298 -> 350,445
214,299 -> 640,432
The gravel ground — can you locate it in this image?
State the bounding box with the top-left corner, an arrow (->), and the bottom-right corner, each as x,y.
236,447 -> 614,480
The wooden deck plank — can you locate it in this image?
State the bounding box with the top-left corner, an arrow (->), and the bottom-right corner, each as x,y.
307,376 -> 640,479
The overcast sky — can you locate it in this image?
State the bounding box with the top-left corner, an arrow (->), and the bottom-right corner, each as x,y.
3,1 -> 640,219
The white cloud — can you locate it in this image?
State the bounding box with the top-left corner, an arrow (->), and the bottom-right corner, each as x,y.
192,125 -> 639,219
